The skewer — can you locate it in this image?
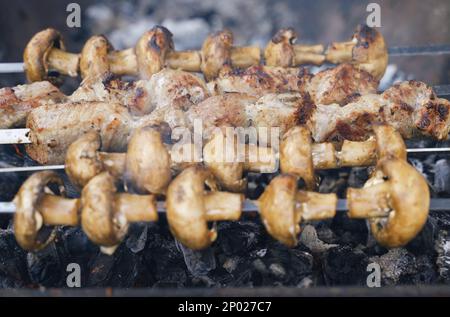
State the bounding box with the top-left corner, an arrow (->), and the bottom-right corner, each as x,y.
0,44 -> 449,74
1,198 -> 450,214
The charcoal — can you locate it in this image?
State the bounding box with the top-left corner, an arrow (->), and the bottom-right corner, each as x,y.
27,243 -> 64,287
347,167 -> 369,188
297,276 -> 314,288
0,229 -> 29,286
222,256 -> 240,274
299,225 -> 338,254
85,251 -> 116,287
216,220 -> 263,255
369,248 -> 417,286
330,212 -> 368,246
406,217 -> 438,255
435,230 -> 450,283
62,227 -> 96,259
108,246 -> 143,287
323,246 -> 369,286
433,159 -> 450,194
125,223 -> 148,254
403,255 -> 437,285
176,240 -> 216,277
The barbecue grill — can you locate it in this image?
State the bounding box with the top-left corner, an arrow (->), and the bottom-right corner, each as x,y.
0,0 -> 450,298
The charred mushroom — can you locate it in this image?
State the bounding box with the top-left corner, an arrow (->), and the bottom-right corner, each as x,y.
265,28 -> 325,67
81,172 -> 157,253
203,131 -> 277,192
23,28 -> 79,84
201,29 -> 260,81
325,24 -> 388,80
258,174 -> 337,247
347,158 -> 430,247
79,35 -> 113,81
13,171 -> 80,251
166,166 -> 244,250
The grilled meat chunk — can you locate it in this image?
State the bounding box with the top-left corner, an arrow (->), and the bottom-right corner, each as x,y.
0,81 -> 66,128
208,63 -> 378,105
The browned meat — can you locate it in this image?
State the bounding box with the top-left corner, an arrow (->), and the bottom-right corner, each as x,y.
208,63 -> 378,105
0,81 -> 66,128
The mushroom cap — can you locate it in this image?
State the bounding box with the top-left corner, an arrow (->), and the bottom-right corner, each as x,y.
80,35 -> 113,81
125,126 -> 172,195
13,171 -> 63,251
166,165 -> 217,250
65,131 -> 104,189
201,29 -> 233,81
369,158 -> 430,247
264,28 -> 297,67
280,126 -> 316,189
373,125 -> 406,161
257,174 -> 300,247
81,172 -> 128,247
351,24 -> 388,80
135,25 -> 174,79
23,28 -> 65,83
203,131 -> 246,192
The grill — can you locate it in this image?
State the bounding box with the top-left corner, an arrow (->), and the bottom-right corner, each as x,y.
0,0 -> 450,297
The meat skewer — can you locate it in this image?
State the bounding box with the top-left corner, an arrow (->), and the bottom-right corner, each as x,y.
1,79 -> 449,165
0,64 -> 379,129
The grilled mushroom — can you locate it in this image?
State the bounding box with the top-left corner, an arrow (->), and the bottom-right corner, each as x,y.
347,158 -> 430,247
79,35 -> 113,81
166,165 -> 244,250
23,28 -> 79,84
258,174 -> 337,247
203,131 -> 277,192
81,172 -> 157,253
13,171 -> 80,251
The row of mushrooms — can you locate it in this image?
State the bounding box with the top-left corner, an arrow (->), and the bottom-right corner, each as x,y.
13,124 -> 429,253
24,24 -> 387,84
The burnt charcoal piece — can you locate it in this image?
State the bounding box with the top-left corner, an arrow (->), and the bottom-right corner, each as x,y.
108,245 -> 144,288
125,223 -> 148,254
27,243 -> 64,287
176,240 -> 216,277
330,211 -> 368,246
434,159 -> 450,195
0,172 -> 21,201
62,227 -> 97,259
407,217 -> 438,255
85,251 -> 116,287
369,248 -> 417,286
216,220 -> 263,255
0,229 -> 29,287
401,255 -> 437,285
323,246 -> 369,286
0,215 -> 11,229
435,230 -> 450,283
347,167 -> 369,188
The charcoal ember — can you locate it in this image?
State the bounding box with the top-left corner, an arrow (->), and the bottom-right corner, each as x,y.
62,227 -> 97,259
435,230 -> 450,283
27,243 -> 64,287
85,250 -> 116,287
0,229 -> 29,287
368,248 -> 417,286
347,167 -> 369,188
107,245 -> 146,287
406,217 -> 438,255
143,223 -> 188,287
401,255 -> 437,285
216,220 -> 263,255
125,223 -> 148,254
330,212 -> 368,246
315,223 -> 339,244
433,159 -> 450,195
299,225 -> 338,254
323,246 -> 369,286
176,240 -> 216,277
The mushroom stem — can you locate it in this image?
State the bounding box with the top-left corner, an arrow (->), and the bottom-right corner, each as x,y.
347,181 -> 392,218
293,45 -> 325,65
166,50 -> 202,72
295,191 -> 337,221
47,48 -> 80,77
114,193 -> 158,222
336,138 -> 377,167
97,152 -> 126,178
108,48 -> 137,76
38,194 -> 80,226
230,46 -> 261,68
244,144 -> 277,172
204,191 -> 243,221
325,40 -> 355,63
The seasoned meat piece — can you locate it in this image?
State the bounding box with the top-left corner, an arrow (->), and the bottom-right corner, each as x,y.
306,63 -> 378,106
0,81 -> 66,128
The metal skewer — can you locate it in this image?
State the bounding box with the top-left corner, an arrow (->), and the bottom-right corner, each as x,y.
1,198 -> 450,214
